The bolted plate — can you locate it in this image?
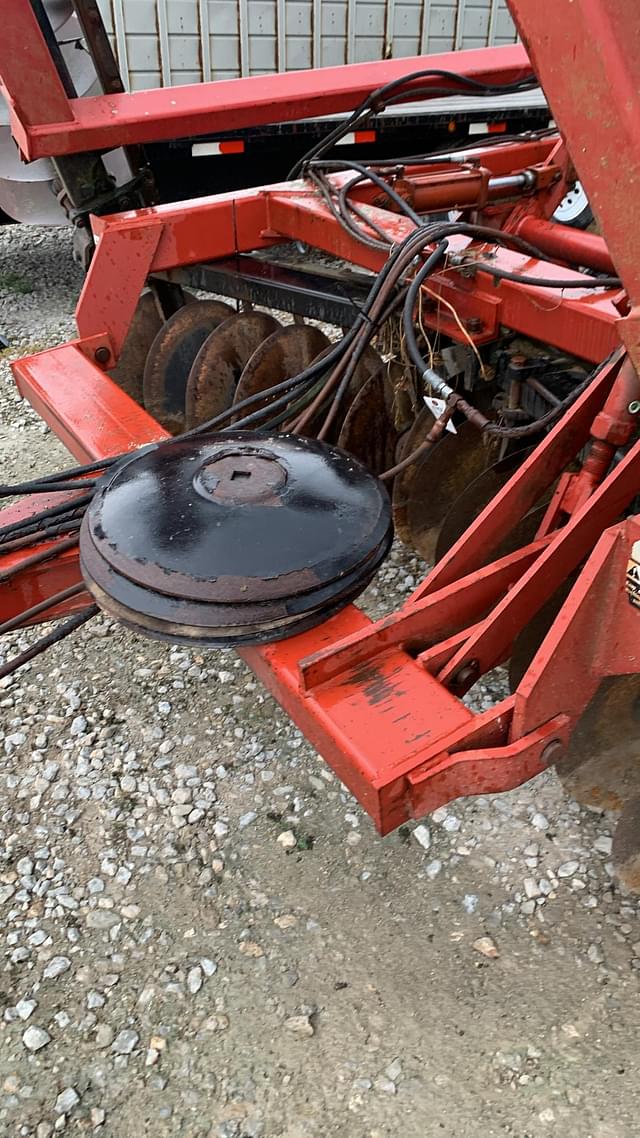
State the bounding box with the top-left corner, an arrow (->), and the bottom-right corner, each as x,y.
184,311 -> 281,430
80,432 -> 392,646
143,299 -> 234,434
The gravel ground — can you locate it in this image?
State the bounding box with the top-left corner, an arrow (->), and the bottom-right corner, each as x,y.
0,225 -> 639,1138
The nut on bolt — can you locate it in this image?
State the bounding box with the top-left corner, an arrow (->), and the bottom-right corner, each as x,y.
540,738 -> 564,766
452,659 -> 479,688
628,400 -> 640,415
94,346 -> 111,366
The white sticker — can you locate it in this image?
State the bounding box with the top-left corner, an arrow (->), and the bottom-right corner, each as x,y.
626,539 -> 640,608
424,395 -> 457,433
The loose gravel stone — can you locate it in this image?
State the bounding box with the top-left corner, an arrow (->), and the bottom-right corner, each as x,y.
16,998 -> 37,1020
557,861 -> 580,878
473,936 -> 499,959
284,1015 -> 314,1038
94,1024 -> 114,1049
412,824 -> 431,851
86,910 -> 121,930
22,1026 -> 51,1052
112,1029 -> 139,1055
42,956 -> 70,980
55,1087 -> 80,1114
187,965 -> 203,994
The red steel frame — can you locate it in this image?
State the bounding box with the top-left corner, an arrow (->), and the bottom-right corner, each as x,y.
1,0 -> 532,161
1,0 -> 639,834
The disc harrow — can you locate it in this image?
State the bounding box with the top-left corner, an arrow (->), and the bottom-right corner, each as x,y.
111,293 -> 444,509
100,289 -> 531,563
2,0 -> 640,891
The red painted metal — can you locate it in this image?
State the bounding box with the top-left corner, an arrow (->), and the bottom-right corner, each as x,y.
1,332 -> 632,831
509,3 -> 640,301
515,216 -> 616,277
513,521 -> 640,738
72,171 -> 621,368
2,4 -> 640,837
411,352 -> 624,600
0,352 -> 586,832
0,0 -> 74,128
0,3 -> 532,161
11,343 -> 167,462
509,1 -> 640,371
439,431 -> 640,690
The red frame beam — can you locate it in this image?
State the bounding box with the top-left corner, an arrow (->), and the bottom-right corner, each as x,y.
0,4 -> 533,162
76,160 -> 622,365
4,339 -> 636,834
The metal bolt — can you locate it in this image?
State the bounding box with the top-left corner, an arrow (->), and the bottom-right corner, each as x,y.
465,316 -> 484,333
452,659 -> 479,688
540,738 -> 564,766
628,400 -> 640,415
94,346 -> 111,366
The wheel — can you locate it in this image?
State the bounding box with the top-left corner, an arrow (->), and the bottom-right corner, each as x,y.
552,181 -> 593,230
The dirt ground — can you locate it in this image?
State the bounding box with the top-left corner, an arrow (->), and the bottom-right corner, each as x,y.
0,226 -> 638,1138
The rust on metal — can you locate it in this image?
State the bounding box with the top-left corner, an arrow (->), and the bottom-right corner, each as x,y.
232,323 -> 330,426
393,413 -> 499,561
612,796 -> 640,892
185,311 -> 281,430
143,299 -> 234,433
337,360 -> 404,474
435,447 -> 551,563
109,290 -> 163,404
555,677 -> 640,812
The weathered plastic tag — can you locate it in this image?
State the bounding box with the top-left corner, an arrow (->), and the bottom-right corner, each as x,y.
424,396 -> 456,434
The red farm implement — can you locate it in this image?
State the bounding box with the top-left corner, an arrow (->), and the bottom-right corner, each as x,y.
1,0 -> 639,886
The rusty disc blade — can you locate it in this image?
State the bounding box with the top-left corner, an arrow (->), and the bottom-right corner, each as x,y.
435,447 -> 547,563
109,290 -> 163,404
143,300 -> 234,434
553,676 -> 640,889
322,345 -> 388,444
185,311 -> 281,430
392,410 -> 500,561
232,324 -> 330,425
555,677 -> 640,812
612,795 -> 640,892
338,366 -> 401,475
